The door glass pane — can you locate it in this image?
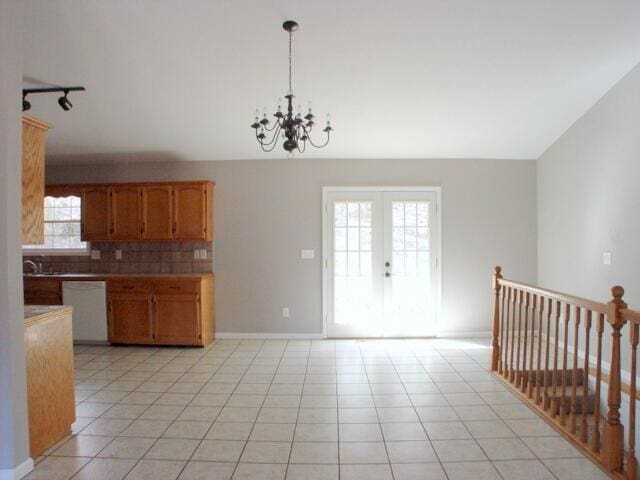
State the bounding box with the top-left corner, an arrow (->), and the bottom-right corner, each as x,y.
334,201 -> 375,327
389,201 -> 432,331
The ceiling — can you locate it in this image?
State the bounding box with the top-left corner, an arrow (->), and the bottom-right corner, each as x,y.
22,0 -> 640,163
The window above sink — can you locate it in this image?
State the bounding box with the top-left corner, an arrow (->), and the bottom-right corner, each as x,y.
23,195 -> 90,256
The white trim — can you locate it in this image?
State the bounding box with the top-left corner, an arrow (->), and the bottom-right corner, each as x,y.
0,457 -> 34,480
321,186 -> 442,339
215,333 -> 325,340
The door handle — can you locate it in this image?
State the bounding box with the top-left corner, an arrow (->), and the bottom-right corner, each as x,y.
385,262 -> 391,267
385,272 -> 391,278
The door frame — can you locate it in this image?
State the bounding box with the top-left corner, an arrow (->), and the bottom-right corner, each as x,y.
322,186 -> 442,339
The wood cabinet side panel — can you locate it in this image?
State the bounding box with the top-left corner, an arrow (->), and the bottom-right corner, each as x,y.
200,276 -> 215,345
22,120 -> 47,244
25,313 -> 75,457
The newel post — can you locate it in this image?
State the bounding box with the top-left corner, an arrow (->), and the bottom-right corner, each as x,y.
603,286 -> 627,471
491,266 -> 503,372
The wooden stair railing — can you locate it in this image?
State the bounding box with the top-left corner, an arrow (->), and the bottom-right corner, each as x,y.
490,266 -> 640,479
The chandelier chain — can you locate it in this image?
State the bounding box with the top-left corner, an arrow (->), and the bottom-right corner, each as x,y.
288,31 -> 293,94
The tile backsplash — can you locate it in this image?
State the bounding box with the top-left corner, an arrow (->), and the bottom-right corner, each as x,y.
23,241 -> 213,274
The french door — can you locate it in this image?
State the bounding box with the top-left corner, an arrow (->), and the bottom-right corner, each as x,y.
324,188 -> 440,338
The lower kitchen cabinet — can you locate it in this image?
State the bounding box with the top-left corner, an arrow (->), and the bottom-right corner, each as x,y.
154,293 -> 201,345
108,275 -> 214,346
108,292 -> 154,344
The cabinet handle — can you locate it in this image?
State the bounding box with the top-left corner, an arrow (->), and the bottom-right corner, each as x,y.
141,222 -> 145,234
172,222 -> 177,234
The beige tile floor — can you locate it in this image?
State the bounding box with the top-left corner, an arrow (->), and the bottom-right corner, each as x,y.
25,338 -> 610,480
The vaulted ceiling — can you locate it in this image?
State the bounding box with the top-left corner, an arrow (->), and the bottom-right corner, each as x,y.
22,0 -> 640,163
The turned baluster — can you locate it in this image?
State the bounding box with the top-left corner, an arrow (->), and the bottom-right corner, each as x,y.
504,286 -> 512,380
551,300 -> 561,415
570,306 -> 581,434
560,303 -> 570,426
602,286 -> 627,472
542,297 -> 552,407
514,290 -> 523,386
527,294 -> 537,398
499,280 -> 507,375
521,292 -> 530,391
491,266 -> 502,372
592,312 -> 604,454
534,295 -> 544,403
581,310 -> 591,443
627,321 -> 638,480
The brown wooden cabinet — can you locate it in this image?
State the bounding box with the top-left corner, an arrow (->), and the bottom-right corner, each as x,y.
108,292 -> 154,344
74,181 -> 213,242
22,115 -> 51,245
82,186 -> 110,241
107,275 -> 213,346
110,186 -> 142,240
142,185 -> 173,240
173,183 -> 213,240
154,293 -> 201,345
23,278 -> 62,305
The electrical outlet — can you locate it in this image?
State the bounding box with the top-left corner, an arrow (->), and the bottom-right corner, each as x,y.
90,250 -> 101,260
115,249 -> 122,260
200,249 -> 208,259
282,307 -> 290,318
193,249 -> 201,260
603,251 -> 612,265
300,249 -> 315,259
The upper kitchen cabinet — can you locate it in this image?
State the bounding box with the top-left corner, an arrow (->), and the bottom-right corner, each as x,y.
22,115 -> 51,245
173,182 -> 213,241
141,185 -> 173,240
110,185 -> 142,240
70,181 -> 213,242
81,186 -> 110,241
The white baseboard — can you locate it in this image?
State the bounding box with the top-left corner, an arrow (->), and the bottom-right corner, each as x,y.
215,331 -> 492,340
0,457 -> 34,480
215,332 -> 324,340
437,330 -> 492,338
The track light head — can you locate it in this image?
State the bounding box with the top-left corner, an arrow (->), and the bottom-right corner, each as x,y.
22,93 -> 31,112
58,90 -> 72,111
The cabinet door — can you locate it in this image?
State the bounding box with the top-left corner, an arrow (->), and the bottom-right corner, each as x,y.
153,293 -> 201,345
110,186 -> 142,240
141,185 -> 173,240
173,183 -> 208,240
82,187 -> 110,241
108,293 -> 154,344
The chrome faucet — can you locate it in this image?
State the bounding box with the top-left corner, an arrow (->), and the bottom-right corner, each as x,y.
23,260 -> 42,274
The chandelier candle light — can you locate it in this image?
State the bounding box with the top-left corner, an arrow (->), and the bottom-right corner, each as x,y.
251,20 -> 333,155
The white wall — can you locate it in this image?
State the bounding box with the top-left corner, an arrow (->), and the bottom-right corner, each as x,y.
538,62 -> 640,308
0,0 -> 31,477
48,158 -> 536,336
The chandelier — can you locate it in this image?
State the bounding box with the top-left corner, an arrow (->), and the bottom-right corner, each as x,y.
251,20 -> 333,155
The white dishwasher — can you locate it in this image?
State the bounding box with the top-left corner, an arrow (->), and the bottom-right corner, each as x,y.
62,281 -> 108,344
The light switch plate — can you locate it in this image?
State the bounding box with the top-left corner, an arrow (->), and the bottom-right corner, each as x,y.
200,249 -> 208,259
603,251 -> 612,265
115,250 -> 122,260
90,250 -> 100,260
300,249 -> 315,259
282,307 -> 290,318
193,249 -> 201,260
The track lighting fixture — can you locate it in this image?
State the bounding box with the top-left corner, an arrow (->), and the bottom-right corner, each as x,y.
21,86 -> 85,112
22,92 -> 31,112
58,90 -> 72,111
